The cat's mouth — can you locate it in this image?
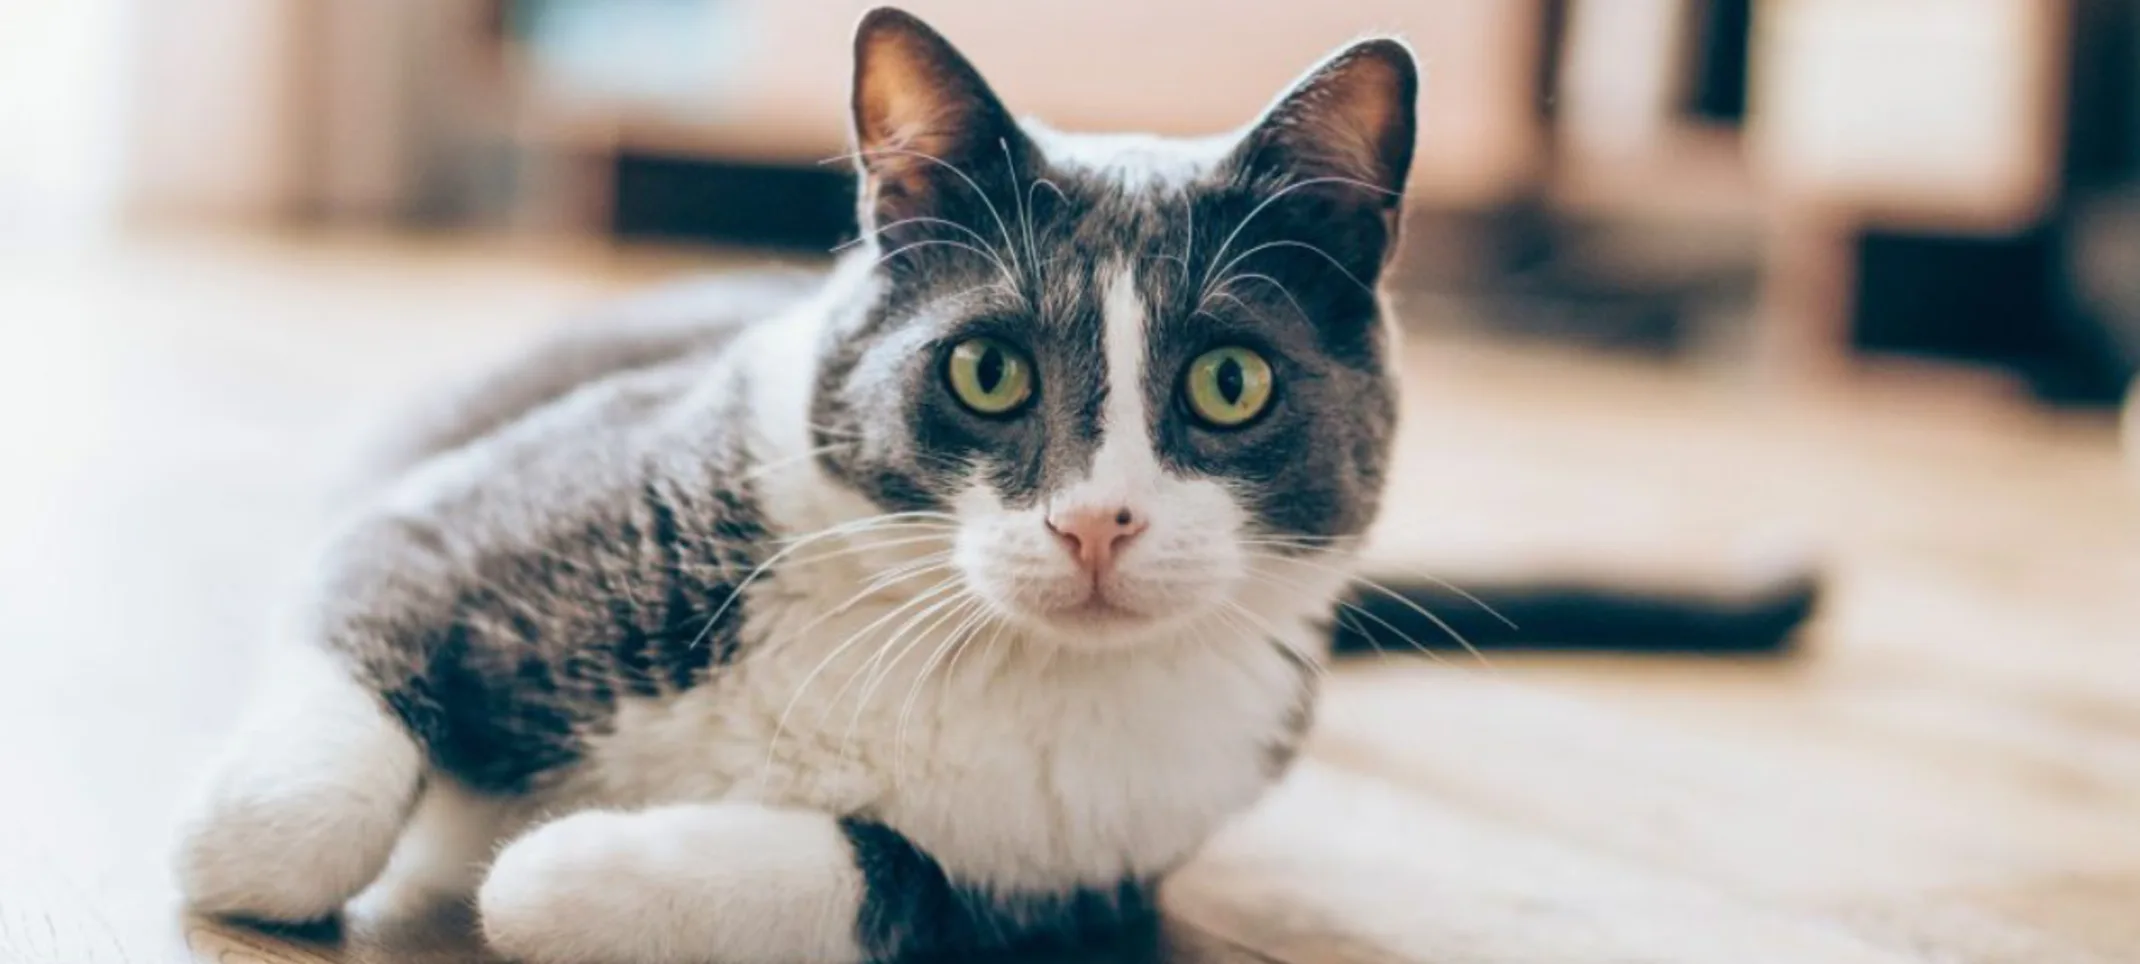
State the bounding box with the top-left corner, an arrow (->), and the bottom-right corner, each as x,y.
1041,595 -> 1152,630
1019,577 -> 1213,643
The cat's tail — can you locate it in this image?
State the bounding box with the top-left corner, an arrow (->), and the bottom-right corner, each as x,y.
1329,565 -> 1821,656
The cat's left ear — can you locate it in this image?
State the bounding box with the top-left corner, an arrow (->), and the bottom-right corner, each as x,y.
850,7 -> 1030,235
1227,38 -> 1420,270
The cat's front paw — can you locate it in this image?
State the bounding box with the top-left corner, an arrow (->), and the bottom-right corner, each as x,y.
172,655 -> 424,923
477,804 -> 868,964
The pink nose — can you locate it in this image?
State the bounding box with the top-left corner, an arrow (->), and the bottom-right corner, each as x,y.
1045,505 -> 1148,576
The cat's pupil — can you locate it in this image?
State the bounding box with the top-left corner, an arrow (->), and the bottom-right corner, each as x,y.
976,347 -> 1004,393
1215,358 -> 1244,404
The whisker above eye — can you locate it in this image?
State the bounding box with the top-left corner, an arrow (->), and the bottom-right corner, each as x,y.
1205,239 -> 1376,304
1203,272 -> 1314,326
843,214 -> 1005,258
834,145 -> 1029,295
875,239 -> 1023,294
1006,141 -> 1038,295
1198,174 -> 1398,298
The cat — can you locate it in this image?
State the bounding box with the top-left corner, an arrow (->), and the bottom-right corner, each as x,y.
176,10 -> 1413,961
172,9 -> 1813,964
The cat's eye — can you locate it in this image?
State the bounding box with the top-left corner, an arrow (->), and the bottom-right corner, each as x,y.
945,337 -> 1035,416
1183,346 -> 1274,428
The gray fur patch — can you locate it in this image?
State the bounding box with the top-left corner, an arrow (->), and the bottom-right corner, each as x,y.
321,364 -> 772,794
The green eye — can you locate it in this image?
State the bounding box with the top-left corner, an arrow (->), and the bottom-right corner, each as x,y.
1183,346 -> 1274,428
946,338 -> 1034,416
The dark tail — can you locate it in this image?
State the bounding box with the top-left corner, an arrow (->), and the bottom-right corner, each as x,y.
1329,568 -> 1821,656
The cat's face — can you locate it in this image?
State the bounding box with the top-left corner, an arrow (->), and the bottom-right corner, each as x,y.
812,9 -> 1415,647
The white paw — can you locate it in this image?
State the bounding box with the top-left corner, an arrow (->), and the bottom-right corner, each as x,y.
478,805 -> 865,964
476,812 -> 640,962
172,653 -> 422,922
173,767 -> 413,922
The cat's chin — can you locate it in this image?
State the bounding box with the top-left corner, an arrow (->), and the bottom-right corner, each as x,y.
1004,598 -> 1206,651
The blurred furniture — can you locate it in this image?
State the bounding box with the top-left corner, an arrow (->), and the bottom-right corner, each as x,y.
2062,0 -> 2140,389
1747,0 -> 2075,385
1446,0 -> 1767,355
281,0 -> 1550,239
1536,0 -> 2132,401
119,0 -> 2136,399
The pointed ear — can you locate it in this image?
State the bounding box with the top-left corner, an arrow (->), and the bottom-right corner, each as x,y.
1228,38 -> 1419,265
850,8 -> 1027,232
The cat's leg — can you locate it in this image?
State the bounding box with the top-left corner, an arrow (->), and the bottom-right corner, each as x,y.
173,647 -> 422,923
348,778 -> 522,928
477,803 -> 1150,964
475,803 -> 869,964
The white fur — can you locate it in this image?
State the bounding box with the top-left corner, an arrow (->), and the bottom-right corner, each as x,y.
349,777 -> 525,924
1020,123 -> 1232,189
1085,260 -> 1165,500
173,643 -> 422,921
479,804 -> 867,964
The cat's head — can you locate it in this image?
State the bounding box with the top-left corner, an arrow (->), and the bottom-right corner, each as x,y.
811,8 -> 1414,648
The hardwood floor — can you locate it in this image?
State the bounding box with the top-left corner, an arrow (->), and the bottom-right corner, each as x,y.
2,233 -> 2134,963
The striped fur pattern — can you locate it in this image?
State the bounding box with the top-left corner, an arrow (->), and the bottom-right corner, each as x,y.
173,9 -> 1418,962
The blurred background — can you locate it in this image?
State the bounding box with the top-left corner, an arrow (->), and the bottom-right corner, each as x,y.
5,3 -> 2140,962
8,0 -> 2140,403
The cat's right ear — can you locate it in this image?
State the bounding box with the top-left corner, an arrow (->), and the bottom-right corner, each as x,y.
850,7 -> 1028,233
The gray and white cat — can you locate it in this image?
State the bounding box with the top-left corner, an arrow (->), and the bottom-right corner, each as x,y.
176,9 -> 1416,962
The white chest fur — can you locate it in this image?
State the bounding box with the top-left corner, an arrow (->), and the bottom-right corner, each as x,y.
569,572 -> 1311,893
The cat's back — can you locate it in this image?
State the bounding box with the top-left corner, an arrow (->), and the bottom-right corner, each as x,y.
356,267 -> 823,489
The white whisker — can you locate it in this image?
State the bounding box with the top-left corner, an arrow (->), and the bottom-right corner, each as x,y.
758,572 -> 963,787
1243,553 -> 1498,671
1214,600 -> 1329,682
842,146 -> 1026,284
1240,537 -> 1518,631
875,239 -> 1024,294
732,442 -> 853,485
695,511 -> 957,654
1201,271 -> 1314,325
1205,239 -> 1375,304
1198,175 -> 1397,297
1004,138 -> 1037,292
891,600 -> 990,787
834,587 -> 978,764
